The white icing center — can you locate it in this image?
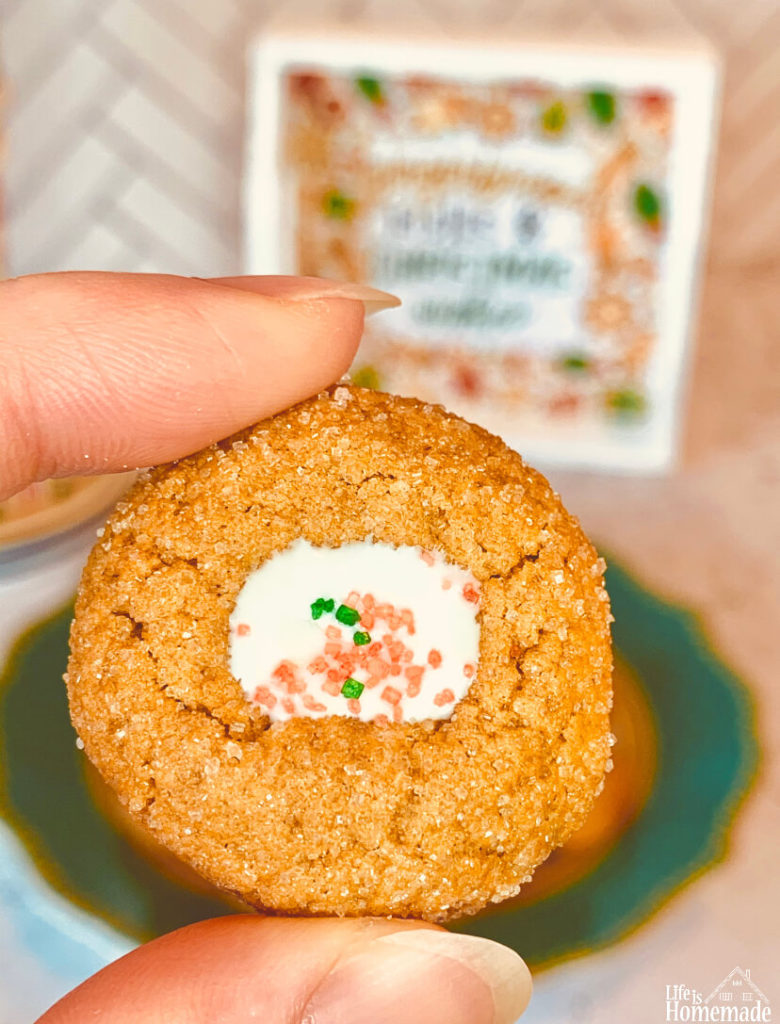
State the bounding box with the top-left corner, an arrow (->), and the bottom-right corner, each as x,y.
229,539 -> 480,724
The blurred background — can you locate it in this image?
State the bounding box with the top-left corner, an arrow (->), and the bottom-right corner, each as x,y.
0,1 -> 777,1022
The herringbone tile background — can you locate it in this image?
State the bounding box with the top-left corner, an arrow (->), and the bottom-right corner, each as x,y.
0,0 -> 778,279
0,10 -> 778,1022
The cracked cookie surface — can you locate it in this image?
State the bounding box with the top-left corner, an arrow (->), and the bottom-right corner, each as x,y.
66,385 -> 613,921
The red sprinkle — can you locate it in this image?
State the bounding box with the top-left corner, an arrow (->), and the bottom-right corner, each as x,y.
281,697 -> 295,715
322,679 -> 342,696
393,704 -> 404,723
420,550 -> 435,566
325,625 -> 342,640
390,663 -> 402,676
337,652 -> 357,673
302,694 -> 326,712
253,685 -> 277,708
442,579 -> 452,590
388,640 -> 405,662
433,688 -> 456,706
428,649 -> 443,668
463,583 -> 480,604
405,665 -> 424,684
367,657 -> 390,679
347,698 -> 361,715
375,713 -> 390,726
464,663 -> 476,678
381,685 -> 402,705
236,623 -> 251,636
407,680 -> 422,698
272,660 -> 296,682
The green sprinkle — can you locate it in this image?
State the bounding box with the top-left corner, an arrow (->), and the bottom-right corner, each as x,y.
561,352 -> 590,373
322,189 -> 355,221
634,183 -> 662,225
341,678 -> 365,698
353,631 -> 371,646
311,596 -> 334,620
587,90 -> 616,125
541,100 -> 567,134
356,76 -> 384,104
336,604 -> 361,626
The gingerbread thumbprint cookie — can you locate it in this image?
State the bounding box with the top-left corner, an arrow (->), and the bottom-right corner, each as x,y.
66,385 -> 613,921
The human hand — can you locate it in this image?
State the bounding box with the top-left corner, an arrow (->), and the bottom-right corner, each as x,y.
0,272 -> 532,1024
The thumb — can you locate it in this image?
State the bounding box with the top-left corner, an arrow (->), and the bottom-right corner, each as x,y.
0,272 -> 397,500
36,915 -> 532,1024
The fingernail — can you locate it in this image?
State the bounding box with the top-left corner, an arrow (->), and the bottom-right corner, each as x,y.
378,929 -> 532,1024
205,275 -> 401,316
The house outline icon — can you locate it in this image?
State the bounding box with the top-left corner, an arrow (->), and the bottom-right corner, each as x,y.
705,967 -> 771,1006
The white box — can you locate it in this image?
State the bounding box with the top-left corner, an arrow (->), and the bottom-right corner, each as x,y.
246,28 -> 719,472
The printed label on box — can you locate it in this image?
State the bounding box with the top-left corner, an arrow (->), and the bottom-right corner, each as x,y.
247,38 -> 718,470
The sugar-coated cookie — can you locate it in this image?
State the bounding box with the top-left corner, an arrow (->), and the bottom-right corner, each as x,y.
66,385 -> 613,921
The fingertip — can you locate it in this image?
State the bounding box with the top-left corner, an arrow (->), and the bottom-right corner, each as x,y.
373,929 -> 533,1023
308,926 -> 532,1024
284,293 -> 366,378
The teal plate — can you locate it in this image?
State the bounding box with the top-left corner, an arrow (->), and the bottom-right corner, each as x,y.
0,560 -> 759,968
